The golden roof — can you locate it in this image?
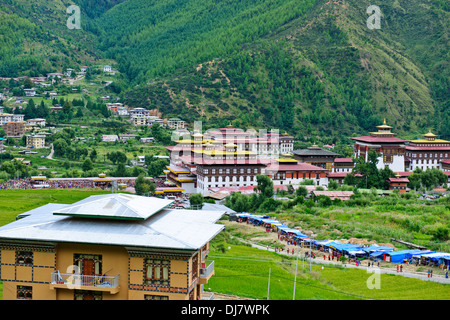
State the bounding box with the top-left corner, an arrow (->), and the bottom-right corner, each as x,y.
376,119 -> 392,129
276,158 -> 299,163
224,142 -> 237,148
192,150 -> 255,155
423,131 -> 437,138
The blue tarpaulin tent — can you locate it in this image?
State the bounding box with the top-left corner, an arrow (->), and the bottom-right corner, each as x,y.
386,250 -> 424,263
419,252 -> 450,262
370,251 -> 387,258
279,227 -> 309,238
362,245 -> 394,253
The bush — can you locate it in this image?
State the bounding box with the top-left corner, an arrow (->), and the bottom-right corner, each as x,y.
432,226 -> 449,241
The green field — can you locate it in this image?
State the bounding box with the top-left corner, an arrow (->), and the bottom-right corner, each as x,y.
0,189 -> 113,225
207,241 -> 450,300
0,189 -> 449,300
0,189 -> 116,300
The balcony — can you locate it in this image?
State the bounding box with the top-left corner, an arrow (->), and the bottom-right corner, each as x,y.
50,271 -> 119,294
199,260 -> 215,285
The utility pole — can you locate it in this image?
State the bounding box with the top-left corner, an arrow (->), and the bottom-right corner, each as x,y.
309,240 -> 312,272
302,242 -> 304,272
267,268 -> 271,300
293,247 -> 299,300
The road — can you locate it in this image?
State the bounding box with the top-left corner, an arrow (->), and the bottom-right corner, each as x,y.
46,143 -> 54,160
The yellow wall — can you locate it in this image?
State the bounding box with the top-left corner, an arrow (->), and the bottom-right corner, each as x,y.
1,243 -> 209,300
0,247 -> 57,300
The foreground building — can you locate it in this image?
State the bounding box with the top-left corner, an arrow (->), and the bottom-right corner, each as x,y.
0,194 -> 224,300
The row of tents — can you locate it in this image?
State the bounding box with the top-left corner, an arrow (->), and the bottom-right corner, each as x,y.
230,213 -> 450,268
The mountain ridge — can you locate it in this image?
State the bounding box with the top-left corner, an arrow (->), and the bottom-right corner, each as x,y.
0,0 -> 448,142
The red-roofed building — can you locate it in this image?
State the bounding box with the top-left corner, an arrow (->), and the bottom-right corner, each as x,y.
327,172 -> 363,186
351,120 -> 407,172
333,158 -> 354,173
265,158 -> 328,186
387,177 -> 409,193
441,160 -> 450,171
312,190 -> 354,201
405,131 -> 450,171
164,126 -> 297,194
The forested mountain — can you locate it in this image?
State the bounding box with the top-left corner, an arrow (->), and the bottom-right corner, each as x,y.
0,0 -> 103,76
1,0 -> 448,141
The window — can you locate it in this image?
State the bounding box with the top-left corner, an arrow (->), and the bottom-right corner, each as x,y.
145,259 -> 170,286
17,286 -> 32,300
74,254 -> 102,276
74,290 -> 102,300
16,251 -> 33,265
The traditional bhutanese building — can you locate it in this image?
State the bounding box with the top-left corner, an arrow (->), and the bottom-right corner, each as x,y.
292,145 -> 341,171
441,159 -> 450,171
265,155 -> 328,186
350,120 -> 407,172
164,126 -> 294,195
0,194 -> 224,300
176,141 -> 269,195
405,131 -> 450,171
203,126 -> 294,158
163,164 -> 197,194
333,158 -> 354,173
387,177 -> 409,193
326,172 -> 362,186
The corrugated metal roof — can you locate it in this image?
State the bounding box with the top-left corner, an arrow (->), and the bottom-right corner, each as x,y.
52,194 -> 173,220
0,195 -> 225,251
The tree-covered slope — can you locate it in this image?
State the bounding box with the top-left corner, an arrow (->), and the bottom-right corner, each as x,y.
119,0 -> 449,141
0,0 -> 448,141
0,0 -> 116,77
96,0 -> 318,82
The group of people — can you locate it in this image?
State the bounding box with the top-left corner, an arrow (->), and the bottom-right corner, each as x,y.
0,177 -> 139,190
0,178 -> 33,190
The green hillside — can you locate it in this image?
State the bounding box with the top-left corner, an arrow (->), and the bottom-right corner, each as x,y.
117,0 -> 449,141
0,0 -> 448,141
0,0 -> 114,76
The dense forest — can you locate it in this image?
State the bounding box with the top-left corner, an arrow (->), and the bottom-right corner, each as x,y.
0,0 -> 448,141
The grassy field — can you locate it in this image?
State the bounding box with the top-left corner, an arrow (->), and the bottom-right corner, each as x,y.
0,189 -> 113,225
0,188 -> 115,300
207,241 -> 450,300
0,189 -> 448,300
